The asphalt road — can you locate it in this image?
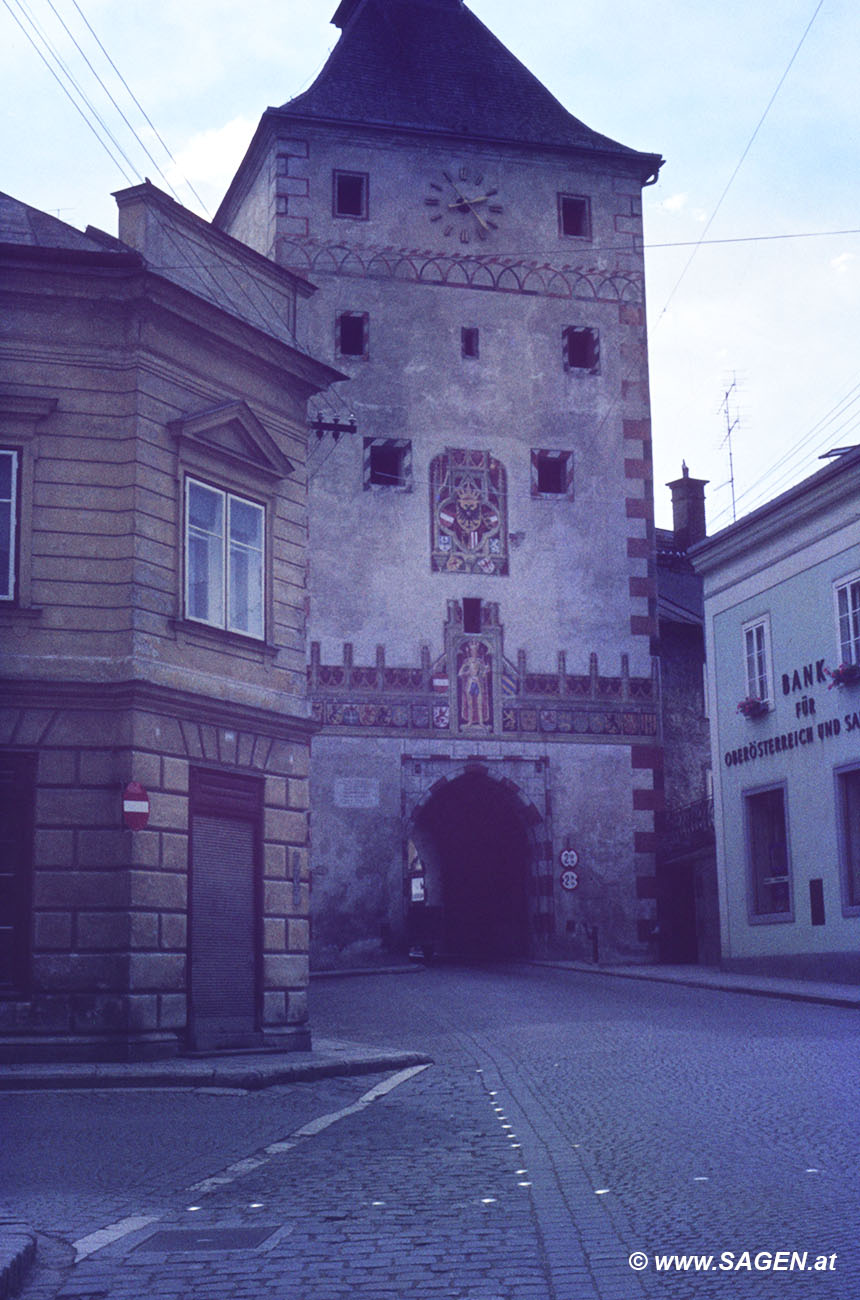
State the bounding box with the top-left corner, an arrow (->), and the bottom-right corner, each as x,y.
5,964 -> 859,1299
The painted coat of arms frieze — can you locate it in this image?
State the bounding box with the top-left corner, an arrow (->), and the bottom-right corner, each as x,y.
430,448 -> 508,575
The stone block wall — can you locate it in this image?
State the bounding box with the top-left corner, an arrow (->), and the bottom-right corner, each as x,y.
0,684 -> 312,1062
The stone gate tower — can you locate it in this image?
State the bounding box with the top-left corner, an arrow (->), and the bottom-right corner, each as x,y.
217,0 -> 664,968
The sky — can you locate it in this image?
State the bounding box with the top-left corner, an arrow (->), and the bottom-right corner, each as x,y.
3,0 -> 859,531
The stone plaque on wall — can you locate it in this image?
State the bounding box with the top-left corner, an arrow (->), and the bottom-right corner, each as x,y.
334,777 -> 381,808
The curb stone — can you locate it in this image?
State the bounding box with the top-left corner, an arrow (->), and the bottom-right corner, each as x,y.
0,1223 -> 36,1300
0,1040 -> 431,1092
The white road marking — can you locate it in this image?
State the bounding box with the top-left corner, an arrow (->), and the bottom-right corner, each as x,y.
187,1064 -> 430,1195
73,1214 -> 161,1261
73,1065 -> 430,1263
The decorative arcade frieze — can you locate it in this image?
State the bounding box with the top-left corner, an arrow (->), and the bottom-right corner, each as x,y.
278,238 -> 644,304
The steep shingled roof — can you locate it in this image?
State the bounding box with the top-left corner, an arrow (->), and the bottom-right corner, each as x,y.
282,0 -> 661,174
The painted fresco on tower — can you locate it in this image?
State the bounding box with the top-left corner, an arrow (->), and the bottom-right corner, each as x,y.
430,448 -> 508,575
457,639 -> 493,729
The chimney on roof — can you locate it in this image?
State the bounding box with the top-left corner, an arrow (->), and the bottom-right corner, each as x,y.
667,462 -> 708,550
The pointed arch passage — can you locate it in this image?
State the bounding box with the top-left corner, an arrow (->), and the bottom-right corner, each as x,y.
412,769 -> 531,960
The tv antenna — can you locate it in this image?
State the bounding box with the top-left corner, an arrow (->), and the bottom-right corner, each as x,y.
719,374 -> 740,522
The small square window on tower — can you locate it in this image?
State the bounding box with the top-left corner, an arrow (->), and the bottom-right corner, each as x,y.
333,170 -> 368,218
531,449 -> 574,499
337,312 -> 369,358
563,326 -> 599,374
363,438 -> 412,490
558,193 -> 591,239
461,327 -> 480,359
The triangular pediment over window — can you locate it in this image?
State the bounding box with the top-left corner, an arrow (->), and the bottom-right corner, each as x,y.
169,401 -> 294,480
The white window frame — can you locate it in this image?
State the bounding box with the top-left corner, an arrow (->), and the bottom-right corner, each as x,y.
834,571 -> 860,667
184,476 -> 265,640
0,448 -> 18,602
742,614 -> 772,705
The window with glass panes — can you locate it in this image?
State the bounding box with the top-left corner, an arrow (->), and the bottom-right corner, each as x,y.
185,478 -> 264,638
836,576 -> 860,665
744,619 -> 770,702
745,785 -> 791,917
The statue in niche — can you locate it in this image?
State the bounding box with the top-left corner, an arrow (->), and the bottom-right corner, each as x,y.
457,640 -> 492,728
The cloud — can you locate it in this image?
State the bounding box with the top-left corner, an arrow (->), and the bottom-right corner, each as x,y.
167,116 -> 256,188
830,252 -> 856,275
660,192 -> 688,212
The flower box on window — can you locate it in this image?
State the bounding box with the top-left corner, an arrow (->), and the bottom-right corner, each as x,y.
737,696 -> 768,719
827,662 -> 860,689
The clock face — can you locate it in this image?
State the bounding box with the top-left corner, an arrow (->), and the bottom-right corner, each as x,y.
424,165 -> 503,244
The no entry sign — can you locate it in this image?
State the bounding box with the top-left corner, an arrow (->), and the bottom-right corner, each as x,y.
122,781 -> 150,830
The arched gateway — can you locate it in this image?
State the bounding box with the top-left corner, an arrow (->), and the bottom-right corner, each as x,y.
405,763 -> 549,961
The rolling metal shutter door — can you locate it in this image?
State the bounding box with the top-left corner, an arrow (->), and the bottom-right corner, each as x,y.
190,814 -> 256,1050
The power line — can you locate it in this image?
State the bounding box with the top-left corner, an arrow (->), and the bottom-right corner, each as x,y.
68,0 -> 210,215
655,0 -> 824,323
708,376 -> 860,527
42,0 -> 186,207
3,0 -> 138,183
6,0 -> 210,214
645,227 -> 860,250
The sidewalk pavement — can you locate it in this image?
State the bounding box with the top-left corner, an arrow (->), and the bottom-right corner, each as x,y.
1,960 -> 857,1297
532,958 -> 860,1008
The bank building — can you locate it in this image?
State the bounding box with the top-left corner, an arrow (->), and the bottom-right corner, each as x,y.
217,0 -> 665,969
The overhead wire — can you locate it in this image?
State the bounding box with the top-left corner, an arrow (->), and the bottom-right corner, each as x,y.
654,0 -> 825,324
552,0 -> 827,530
14,0 -> 146,182
42,0 -> 187,208
67,0 -> 210,215
3,0 -> 138,184
6,0 -> 209,213
7,0 -> 847,520
708,378 -> 860,526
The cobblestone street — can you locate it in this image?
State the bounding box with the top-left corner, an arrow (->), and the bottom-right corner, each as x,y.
5,965 -> 859,1299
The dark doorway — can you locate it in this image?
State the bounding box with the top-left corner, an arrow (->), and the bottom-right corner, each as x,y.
414,771 -> 530,960
188,768 -> 262,1051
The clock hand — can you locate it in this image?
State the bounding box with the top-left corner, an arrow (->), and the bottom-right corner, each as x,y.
447,192 -> 497,207
446,197 -> 491,230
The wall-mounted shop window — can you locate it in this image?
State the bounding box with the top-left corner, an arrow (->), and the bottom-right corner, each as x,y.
363,438 -> 412,490
558,193 -> 591,239
835,573 -> 860,667
0,448 -> 19,601
742,616 -> 772,706
337,312 -> 369,359
837,765 -> 860,915
563,327 -> 599,374
461,327 -> 479,359
745,784 -> 792,920
185,477 -> 265,639
531,449 -> 574,499
333,170 -> 368,219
